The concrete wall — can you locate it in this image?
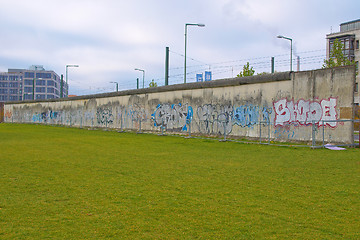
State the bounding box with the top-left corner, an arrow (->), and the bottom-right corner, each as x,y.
3,66 -> 356,144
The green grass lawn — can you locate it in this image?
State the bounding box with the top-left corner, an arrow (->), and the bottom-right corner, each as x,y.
0,123 -> 359,239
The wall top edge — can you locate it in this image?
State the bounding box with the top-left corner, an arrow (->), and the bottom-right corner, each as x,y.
5,71 -> 292,105
5,66 -> 355,106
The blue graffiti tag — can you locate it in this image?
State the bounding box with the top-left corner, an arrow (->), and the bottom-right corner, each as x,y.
182,106 -> 193,131
233,105 -> 259,128
262,106 -> 272,124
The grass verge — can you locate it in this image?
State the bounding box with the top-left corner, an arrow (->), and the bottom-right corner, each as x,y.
0,123 -> 359,239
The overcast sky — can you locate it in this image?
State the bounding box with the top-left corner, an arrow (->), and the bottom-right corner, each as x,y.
0,0 -> 359,95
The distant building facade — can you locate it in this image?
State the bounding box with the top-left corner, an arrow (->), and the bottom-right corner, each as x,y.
326,19 -> 360,105
0,65 -> 67,102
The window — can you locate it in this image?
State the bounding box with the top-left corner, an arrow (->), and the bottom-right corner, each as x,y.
47,87 -> 54,93
36,87 -> 46,93
329,42 -> 333,53
356,40 -> 359,50
0,96 -> 7,101
9,96 -> 18,101
24,95 -> 32,100
9,82 -> 18,88
345,39 -> 350,49
36,94 -> 46,100
0,75 -> 8,81
0,89 -> 8,94
9,89 -> 18,94
24,80 -> 33,85
0,82 -> 8,87
47,80 -> 54,86
24,87 -> 33,93
355,83 -> 359,93
25,72 -> 34,78
47,95 -> 55,99
36,80 -> 46,85
36,73 -> 51,79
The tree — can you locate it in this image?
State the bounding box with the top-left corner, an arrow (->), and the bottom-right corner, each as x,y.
149,79 -> 158,88
323,38 -> 354,68
237,62 -> 255,77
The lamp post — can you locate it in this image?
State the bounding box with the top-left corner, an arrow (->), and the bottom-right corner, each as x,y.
184,23 -> 205,83
110,81 -> 119,92
66,64 -> 79,96
135,68 -> 145,88
277,35 -> 293,72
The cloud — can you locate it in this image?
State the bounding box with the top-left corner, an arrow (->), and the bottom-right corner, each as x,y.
0,0 -> 359,95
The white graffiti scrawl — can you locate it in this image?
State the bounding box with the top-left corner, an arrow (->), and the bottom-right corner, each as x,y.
274,97 -> 338,127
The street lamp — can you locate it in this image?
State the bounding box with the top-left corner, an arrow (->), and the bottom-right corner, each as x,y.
134,68 -> 145,88
184,23 -> 205,83
110,81 -> 119,92
66,64 -> 79,96
277,35 -> 293,72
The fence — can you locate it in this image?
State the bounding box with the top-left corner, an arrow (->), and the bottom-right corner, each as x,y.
5,113 -> 358,148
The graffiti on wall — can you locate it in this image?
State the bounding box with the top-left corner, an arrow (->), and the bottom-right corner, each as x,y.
32,112 -> 47,122
196,104 -> 233,135
128,104 -> 147,122
274,97 -> 338,127
4,110 -> 12,119
262,107 -> 272,124
274,124 -> 296,139
152,103 -> 193,131
6,96 -> 340,140
196,104 -> 272,135
233,105 -> 259,127
96,107 -> 114,126
32,110 -> 61,123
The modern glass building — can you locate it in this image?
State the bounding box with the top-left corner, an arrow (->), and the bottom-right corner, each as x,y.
0,65 -> 67,102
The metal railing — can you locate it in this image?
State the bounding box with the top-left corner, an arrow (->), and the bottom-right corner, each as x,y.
4,113 -> 360,148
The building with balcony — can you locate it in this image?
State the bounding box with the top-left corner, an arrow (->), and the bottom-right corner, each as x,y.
326,19 -> 360,105
0,65 -> 67,102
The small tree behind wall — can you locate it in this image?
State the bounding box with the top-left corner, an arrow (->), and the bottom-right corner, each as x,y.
237,62 -> 255,77
149,79 -> 158,88
323,38 -> 354,68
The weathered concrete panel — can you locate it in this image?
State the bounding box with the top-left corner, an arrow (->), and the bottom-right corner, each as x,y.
4,67 -> 356,144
